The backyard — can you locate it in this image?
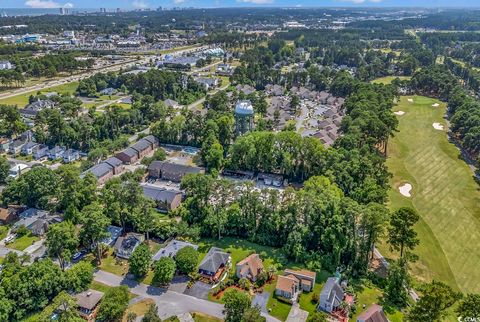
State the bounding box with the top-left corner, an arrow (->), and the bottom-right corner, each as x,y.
382,95 -> 480,293
0,82 -> 79,107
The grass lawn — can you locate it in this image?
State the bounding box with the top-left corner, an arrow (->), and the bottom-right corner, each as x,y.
381,95 -> 480,293
0,81 -> 79,107
371,76 -> 411,85
192,312 -> 223,322
264,279 -> 292,321
122,299 -> 154,321
99,248 -> 129,277
0,226 -> 8,241
7,233 -> 39,251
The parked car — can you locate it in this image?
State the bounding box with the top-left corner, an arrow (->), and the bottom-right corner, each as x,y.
4,234 -> 16,244
72,250 -> 86,261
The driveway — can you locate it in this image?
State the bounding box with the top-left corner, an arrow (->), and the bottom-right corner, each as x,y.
168,276 -> 189,294
94,270 -> 280,322
183,281 -> 211,300
286,305 -> 309,322
252,292 -> 270,313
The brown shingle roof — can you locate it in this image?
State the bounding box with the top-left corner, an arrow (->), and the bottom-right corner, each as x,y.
75,289 -> 104,310
276,275 -> 298,293
237,253 -> 264,279
357,304 -> 388,322
284,268 -> 316,280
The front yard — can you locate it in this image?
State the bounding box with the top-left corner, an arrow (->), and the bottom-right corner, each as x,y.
7,233 -> 39,251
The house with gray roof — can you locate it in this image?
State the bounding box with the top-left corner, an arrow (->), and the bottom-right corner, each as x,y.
8,139 -> 26,155
115,147 -> 139,164
114,232 -> 145,259
33,144 -> 49,160
318,277 -> 344,313
148,161 -> 205,182
164,99 -> 179,108
104,156 -> 124,175
48,146 -> 65,160
101,225 -> 123,246
153,239 -> 198,261
63,149 -> 80,163
142,185 -> 183,212
198,247 -> 231,282
83,163 -> 114,184
21,141 -> 38,155
20,99 -> 55,119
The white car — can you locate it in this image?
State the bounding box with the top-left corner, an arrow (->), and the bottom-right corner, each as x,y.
4,234 -> 16,244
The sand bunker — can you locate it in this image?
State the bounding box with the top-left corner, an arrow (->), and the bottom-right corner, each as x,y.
432,122 -> 444,130
394,111 -> 405,116
432,103 -> 439,107
407,98 -> 413,102
399,183 -> 412,197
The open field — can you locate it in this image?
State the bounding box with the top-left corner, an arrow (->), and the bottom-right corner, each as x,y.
0,82 -> 79,107
371,76 -> 411,85
381,95 -> 480,293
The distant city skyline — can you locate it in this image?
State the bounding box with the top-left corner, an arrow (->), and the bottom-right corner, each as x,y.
1,0 -> 480,10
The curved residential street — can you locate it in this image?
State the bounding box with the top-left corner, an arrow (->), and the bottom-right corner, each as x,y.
94,270 -> 281,322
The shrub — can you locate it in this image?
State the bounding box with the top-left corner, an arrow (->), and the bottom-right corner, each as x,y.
175,246 -> 199,274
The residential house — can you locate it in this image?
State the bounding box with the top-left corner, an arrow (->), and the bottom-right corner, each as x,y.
265,84 -> 284,96
0,207 -> 19,225
99,87 -> 116,95
164,99 -> 179,108
115,147 -> 139,164
131,138 -> 153,160
357,304 -> 388,322
13,208 -> 62,236
0,137 -> 11,152
275,275 -> 300,301
194,77 -> 219,90
8,139 -> 26,155
48,146 -> 65,160
114,232 -> 145,259
82,163 -> 114,185
198,247 -> 231,282
75,289 -> 104,321
318,277 -> 345,313
142,185 -> 183,212
104,156 -> 124,175
33,144 -> 49,160
236,84 -> 255,95
236,253 -> 264,282
284,269 -> 316,292
153,239 -> 198,261
21,141 -> 38,155
101,225 -> 123,246
20,100 -> 55,119
8,163 -> 29,178
148,161 -> 205,182
63,149 -> 80,163
0,61 -> 13,70
216,63 -> 233,76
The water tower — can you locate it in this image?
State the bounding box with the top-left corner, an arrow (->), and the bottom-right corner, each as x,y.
234,100 -> 254,135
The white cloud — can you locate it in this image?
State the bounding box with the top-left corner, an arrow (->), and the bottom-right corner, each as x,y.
63,2 -> 74,8
173,0 -> 186,4
337,0 -> 383,3
132,0 -> 149,8
25,0 -> 62,8
237,0 -> 274,4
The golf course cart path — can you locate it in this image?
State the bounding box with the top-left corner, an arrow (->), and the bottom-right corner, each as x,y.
94,270 -> 280,322
386,96 -> 480,293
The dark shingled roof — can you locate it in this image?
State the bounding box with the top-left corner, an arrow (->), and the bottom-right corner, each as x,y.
142,185 -> 182,203
104,156 -> 123,168
75,289 -> 104,310
131,139 -> 151,153
199,247 -> 230,274
148,161 -> 203,176
88,163 -> 112,178
120,147 -> 138,158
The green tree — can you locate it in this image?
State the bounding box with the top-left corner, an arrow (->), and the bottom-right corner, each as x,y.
129,243 -> 151,277
79,202 -> 110,264
223,289 -> 251,322
456,294 -> 480,320
153,257 -> 176,285
241,306 -> 265,322
38,291 -> 83,322
97,286 -> 130,322
65,261 -> 94,293
45,221 -> 79,270
142,303 -> 162,322
388,207 -> 420,258
406,281 -> 462,322
175,246 -> 199,274
0,156 -> 9,183
385,259 -> 410,307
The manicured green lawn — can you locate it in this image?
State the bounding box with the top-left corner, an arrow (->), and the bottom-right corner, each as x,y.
7,233 -> 39,251
0,81 -> 79,107
99,248 -> 130,276
90,280 -> 137,300
382,95 -> 480,293
0,226 -> 8,241
192,312 -> 222,322
263,279 -> 292,321
371,76 -> 411,85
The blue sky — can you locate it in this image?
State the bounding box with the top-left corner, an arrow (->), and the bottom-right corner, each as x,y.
2,0 -> 480,9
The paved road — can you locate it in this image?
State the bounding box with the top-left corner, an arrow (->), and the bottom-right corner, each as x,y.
94,270 -> 280,322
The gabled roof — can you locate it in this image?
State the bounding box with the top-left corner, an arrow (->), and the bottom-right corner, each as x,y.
75,289 -> 104,310
320,277 -> 344,302
199,247 -> 230,273
87,163 -> 112,178
119,147 -> 138,158
142,185 -> 182,203
148,161 -> 204,176
357,304 -> 388,322
237,254 -> 264,279
131,139 -> 151,153
104,156 -> 123,168
276,275 -> 298,293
